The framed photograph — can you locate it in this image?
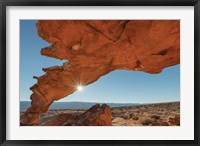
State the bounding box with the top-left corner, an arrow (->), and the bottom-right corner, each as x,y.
0,0 -> 199,145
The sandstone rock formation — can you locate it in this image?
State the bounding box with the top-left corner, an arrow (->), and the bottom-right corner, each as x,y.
38,104 -> 112,126
20,20 -> 180,125
168,115 -> 180,126
159,122 -> 169,126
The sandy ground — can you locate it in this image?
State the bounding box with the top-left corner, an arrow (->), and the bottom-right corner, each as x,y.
111,102 -> 180,126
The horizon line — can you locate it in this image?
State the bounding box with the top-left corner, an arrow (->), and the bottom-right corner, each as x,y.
20,100 -> 180,105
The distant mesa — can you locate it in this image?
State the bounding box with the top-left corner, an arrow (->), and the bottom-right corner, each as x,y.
21,20 -> 180,125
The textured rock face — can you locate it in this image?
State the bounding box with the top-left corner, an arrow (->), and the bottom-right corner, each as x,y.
75,104 -> 112,126
168,115 -> 180,126
39,104 -> 112,126
20,20 -> 180,125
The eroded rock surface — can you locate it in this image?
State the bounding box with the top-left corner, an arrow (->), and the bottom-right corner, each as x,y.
36,104 -> 112,126
168,115 -> 180,126
20,20 -> 180,125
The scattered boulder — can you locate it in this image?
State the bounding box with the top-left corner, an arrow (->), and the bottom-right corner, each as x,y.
139,117 -> 154,126
168,115 -> 180,126
75,104 -> 112,126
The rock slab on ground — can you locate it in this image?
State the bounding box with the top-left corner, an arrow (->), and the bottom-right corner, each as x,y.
35,104 -> 112,126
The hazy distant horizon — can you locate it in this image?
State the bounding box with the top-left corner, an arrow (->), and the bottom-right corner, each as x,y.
20,100 -> 180,112
20,100 -> 180,104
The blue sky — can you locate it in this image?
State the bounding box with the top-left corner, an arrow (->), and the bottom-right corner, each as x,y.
20,20 -> 180,104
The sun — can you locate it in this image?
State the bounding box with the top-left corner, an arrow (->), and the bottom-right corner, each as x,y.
77,85 -> 83,91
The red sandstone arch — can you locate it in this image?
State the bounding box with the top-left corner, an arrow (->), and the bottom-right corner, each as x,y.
20,20 -> 180,125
